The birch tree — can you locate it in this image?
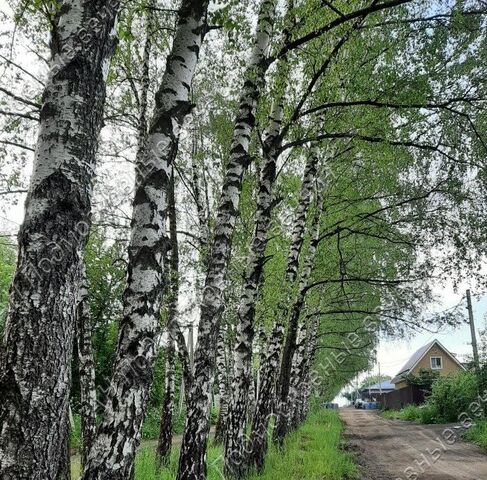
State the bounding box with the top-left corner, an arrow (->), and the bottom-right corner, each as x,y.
76,264 -> 98,469
177,1 -> 277,478
248,147 -> 318,471
0,0 -> 120,476
274,160 -> 325,441
224,85 -> 286,479
157,170 -> 180,466
82,1 -> 209,477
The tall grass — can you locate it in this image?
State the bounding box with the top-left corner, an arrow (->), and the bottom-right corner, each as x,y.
72,409 -> 356,479
247,410 -> 357,480
464,420 -> 487,450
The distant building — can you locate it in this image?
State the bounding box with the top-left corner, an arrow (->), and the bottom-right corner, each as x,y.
360,380 -> 395,401
391,339 -> 466,390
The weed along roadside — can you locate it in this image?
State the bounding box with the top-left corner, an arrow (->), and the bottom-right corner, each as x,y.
146,410 -> 357,480
71,410 -> 357,479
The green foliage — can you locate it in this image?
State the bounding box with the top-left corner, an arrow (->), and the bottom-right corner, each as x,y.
385,372 -> 480,425
382,404 -> 439,424
0,241 -> 15,336
81,229 -> 126,405
428,372 -> 479,423
399,405 -> 422,422
100,410 -> 356,480
69,414 -> 82,451
465,420 -> 487,450
405,368 -> 440,391
141,407 -> 187,441
141,408 -> 161,441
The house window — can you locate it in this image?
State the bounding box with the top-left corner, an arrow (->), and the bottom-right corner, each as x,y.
431,356 -> 443,370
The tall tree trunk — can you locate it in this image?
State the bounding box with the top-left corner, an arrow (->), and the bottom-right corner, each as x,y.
296,315 -> 320,424
224,96 -> 284,478
76,264 -> 98,469
248,148 -> 318,470
157,169 -> 181,466
157,340 -> 176,466
0,0 -> 119,476
288,320 -> 308,429
274,158 -> 324,443
82,2 -> 208,478
177,2 -> 276,478
214,325 -> 229,444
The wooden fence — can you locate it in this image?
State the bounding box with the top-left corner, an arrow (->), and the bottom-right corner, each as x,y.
377,385 -> 427,410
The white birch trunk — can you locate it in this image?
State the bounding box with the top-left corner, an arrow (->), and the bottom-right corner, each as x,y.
224,96 -> 284,477
249,147 -> 319,468
0,1 -> 119,477
214,325 -> 230,444
274,156 -> 325,442
177,2 -> 277,478
76,264 -> 98,469
82,2 -> 208,478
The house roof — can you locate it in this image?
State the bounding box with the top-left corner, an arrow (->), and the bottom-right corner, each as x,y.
391,339 -> 465,384
364,380 -> 395,391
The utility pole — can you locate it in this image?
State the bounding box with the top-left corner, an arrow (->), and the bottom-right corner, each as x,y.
466,289 -> 480,373
378,362 -> 382,395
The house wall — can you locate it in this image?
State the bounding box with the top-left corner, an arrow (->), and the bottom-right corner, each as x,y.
411,344 -> 462,377
394,344 -> 463,390
394,380 -> 408,390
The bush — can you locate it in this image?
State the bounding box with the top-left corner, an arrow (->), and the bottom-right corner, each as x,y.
428,371 -> 479,423
400,405 -> 422,422
141,408 -> 161,440
382,403 -> 439,424
418,403 -> 439,424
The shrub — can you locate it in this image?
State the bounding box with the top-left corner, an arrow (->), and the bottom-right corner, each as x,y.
382,403 -> 439,424
418,403 -> 439,424
142,407 -> 187,440
141,408 -> 160,440
428,371 -> 479,423
400,405 -> 422,422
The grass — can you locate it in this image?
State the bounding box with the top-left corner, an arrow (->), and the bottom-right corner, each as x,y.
246,410 -> 357,480
464,419 -> 487,450
381,404 -> 439,424
71,409 -> 356,479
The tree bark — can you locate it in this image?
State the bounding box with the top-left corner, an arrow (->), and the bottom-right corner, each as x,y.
157,340 -> 176,466
157,169 -> 181,466
76,264 -> 98,469
275,165 -> 324,441
248,148 -> 319,470
82,2 -> 209,478
0,0 -> 119,476
214,325 -> 230,444
224,96 -> 284,478
177,2 -> 276,478
291,316 -> 319,427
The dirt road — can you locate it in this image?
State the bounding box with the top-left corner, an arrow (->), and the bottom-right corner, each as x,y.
341,408 -> 487,480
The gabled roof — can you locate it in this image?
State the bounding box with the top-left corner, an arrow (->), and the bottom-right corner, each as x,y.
391,339 -> 465,384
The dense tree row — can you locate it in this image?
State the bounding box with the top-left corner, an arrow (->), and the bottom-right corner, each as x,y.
0,0 -> 486,479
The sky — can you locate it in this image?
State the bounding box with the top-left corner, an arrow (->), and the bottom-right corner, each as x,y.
377,293 -> 486,380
